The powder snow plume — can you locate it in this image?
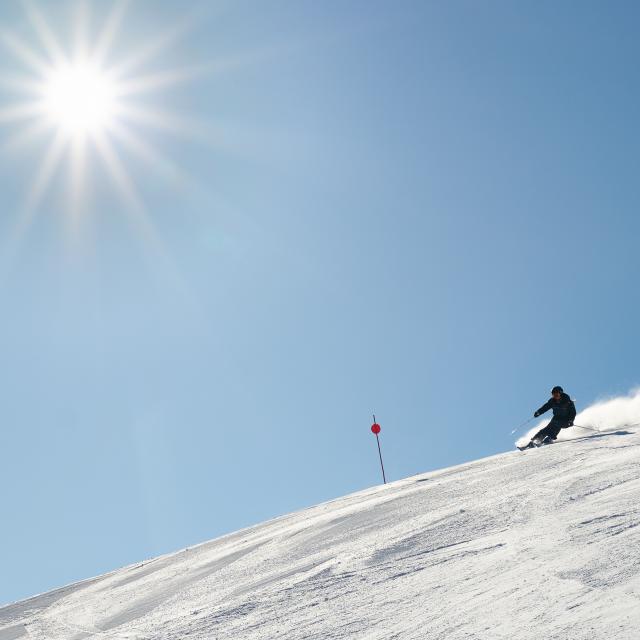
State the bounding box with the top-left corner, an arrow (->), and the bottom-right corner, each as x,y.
521,388 -> 640,445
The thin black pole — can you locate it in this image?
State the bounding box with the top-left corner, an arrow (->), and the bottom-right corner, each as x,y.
372,414 -> 387,484
376,433 -> 387,484
573,424 -> 600,432
575,422 -> 640,432
510,416 -> 535,435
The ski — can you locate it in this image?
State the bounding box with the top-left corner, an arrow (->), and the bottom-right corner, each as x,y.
516,437 -> 555,451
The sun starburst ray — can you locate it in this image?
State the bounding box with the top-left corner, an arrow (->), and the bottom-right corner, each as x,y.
0,72 -> 44,94
0,30 -> 50,72
116,66 -> 207,96
0,117 -> 51,155
108,12 -> 198,80
68,135 -> 88,225
73,0 -> 90,60
26,129 -> 67,212
116,103 -> 207,137
23,0 -> 67,65
92,0 -> 130,66
93,130 -> 144,215
0,129 -> 69,273
0,101 -> 44,124
107,120 -> 193,189
92,129 -> 188,293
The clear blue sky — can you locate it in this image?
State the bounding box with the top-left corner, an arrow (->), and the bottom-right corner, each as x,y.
1,0 -> 639,606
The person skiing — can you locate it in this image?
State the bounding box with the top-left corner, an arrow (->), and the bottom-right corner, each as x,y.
528,386 -> 576,446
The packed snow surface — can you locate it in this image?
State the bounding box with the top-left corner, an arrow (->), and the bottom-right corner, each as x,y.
2,393 -> 640,639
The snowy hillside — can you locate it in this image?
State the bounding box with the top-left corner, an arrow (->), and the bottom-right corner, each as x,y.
2,393 -> 640,640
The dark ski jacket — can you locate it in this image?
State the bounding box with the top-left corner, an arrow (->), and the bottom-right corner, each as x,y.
535,393 -> 576,425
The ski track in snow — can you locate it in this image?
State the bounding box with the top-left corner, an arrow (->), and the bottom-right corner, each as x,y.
3,397 -> 640,639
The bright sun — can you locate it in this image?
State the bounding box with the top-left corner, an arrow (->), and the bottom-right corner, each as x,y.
42,61 -> 119,136
0,1 -> 199,218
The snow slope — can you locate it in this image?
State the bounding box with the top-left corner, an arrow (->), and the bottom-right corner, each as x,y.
2,393 -> 640,640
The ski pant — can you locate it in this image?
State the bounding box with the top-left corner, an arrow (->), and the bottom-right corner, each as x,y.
533,419 -> 569,442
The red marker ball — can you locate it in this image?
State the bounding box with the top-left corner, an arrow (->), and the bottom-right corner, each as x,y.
371,423 -> 381,434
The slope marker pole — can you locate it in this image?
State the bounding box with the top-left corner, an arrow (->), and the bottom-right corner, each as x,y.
371,414 -> 387,484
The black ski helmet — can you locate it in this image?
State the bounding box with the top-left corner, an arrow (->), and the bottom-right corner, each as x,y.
551,386 -> 563,395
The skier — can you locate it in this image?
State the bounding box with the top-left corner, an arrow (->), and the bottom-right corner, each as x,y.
525,386 -> 576,447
